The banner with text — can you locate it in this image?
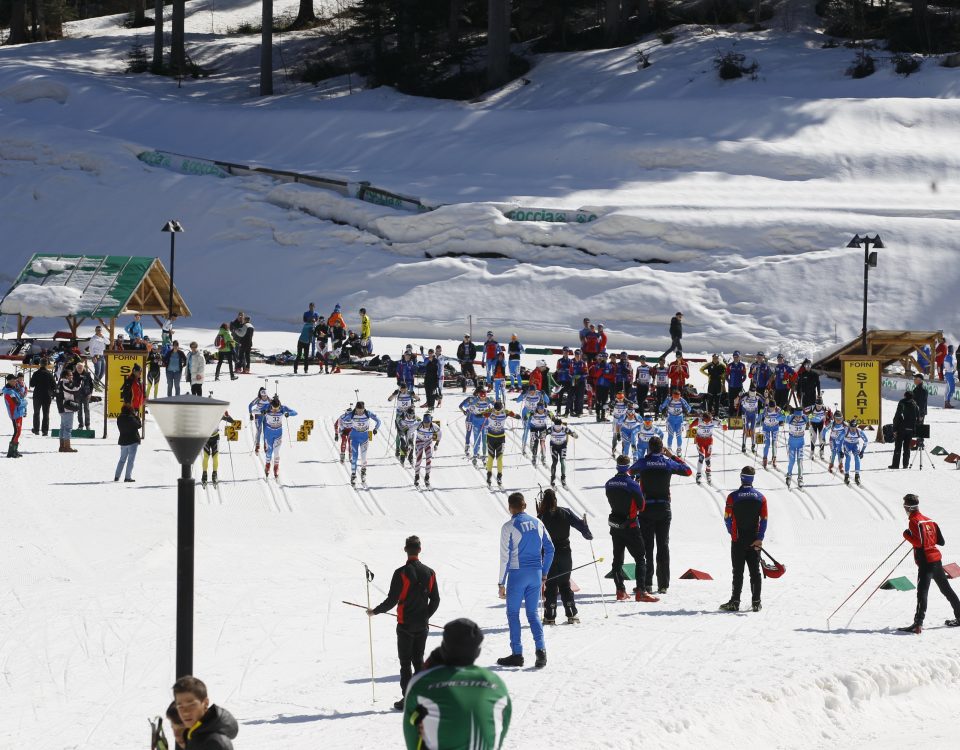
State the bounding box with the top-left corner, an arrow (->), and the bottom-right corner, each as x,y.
841,357 -> 882,427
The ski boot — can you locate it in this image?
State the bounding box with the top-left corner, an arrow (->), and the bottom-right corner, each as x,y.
339,451 -> 345,464
741,442 -> 746,453
752,600 -> 762,612
897,623 -> 922,634
496,654 -> 524,667
360,467 -> 367,485
567,615 -> 580,624
751,443 -> 757,454
392,699 -> 404,711
541,454 -> 546,466
424,473 -> 431,489
762,457 -> 768,469
201,471 -> 208,488
819,445 -> 825,458
534,649 -> 547,668
616,589 -> 629,602
264,463 -> 270,477
561,477 -> 567,489
828,462 -> 834,474
497,474 -> 503,489
486,471 -> 492,487
854,473 -> 861,486
719,600 -> 740,612
522,447 -> 527,457
212,471 -> 218,487
472,455 -> 478,467
464,445 -> 470,458
414,474 -> 420,488
798,474 -> 804,489
255,444 -> 260,455
771,458 -> 777,468
785,475 -> 792,487
705,468 -> 712,484
564,605 -> 579,624
844,472 -> 850,485
695,472 -> 702,484
394,447 -> 400,458
945,619 -> 960,627
543,605 -> 557,625
635,590 -> 660,603
550,476 -> 557,488
657,586 -> 668,595
350,473 -> 357,487
542,615 -> 556,625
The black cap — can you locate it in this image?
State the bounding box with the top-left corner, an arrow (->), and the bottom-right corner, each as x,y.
439,618 -> 484,666
903,493 -> 920,510
904,391 -> 913,400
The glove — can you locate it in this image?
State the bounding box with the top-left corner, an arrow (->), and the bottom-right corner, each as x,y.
859,449 -> 864,459
373,428 -> 378,435
249,414 -> 254,420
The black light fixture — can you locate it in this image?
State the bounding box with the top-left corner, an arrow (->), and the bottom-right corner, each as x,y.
150,394 -> 230,678
848,234 -> 884,353
161,220 -> 185,319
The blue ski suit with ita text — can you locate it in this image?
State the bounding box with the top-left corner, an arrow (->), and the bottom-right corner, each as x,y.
499,511 -> 555,656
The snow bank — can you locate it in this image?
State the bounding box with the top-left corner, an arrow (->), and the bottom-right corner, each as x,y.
31,258 -> 76,275
0,283 -> 82,316
0,77 -> 69,104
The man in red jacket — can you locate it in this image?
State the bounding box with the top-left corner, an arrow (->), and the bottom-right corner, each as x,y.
898,494 -> 960,633
667,353 -> 689,391
935,337 -> 947,381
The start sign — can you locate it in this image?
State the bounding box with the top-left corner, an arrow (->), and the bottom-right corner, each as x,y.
840,357 -> 882,429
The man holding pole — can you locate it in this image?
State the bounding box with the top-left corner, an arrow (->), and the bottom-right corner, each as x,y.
368,535 -> 441,710
898,494 -> 960,634
720,466 -> 767,613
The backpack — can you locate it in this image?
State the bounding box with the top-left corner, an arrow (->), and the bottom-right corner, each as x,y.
215,333 -> 225,348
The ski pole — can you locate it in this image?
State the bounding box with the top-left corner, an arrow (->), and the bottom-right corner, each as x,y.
363,563 -> 376,703
342,600 -> 443,630
588,539 -> 609,619
844,547 -> 912,629
826,540 -> 907,629
545,557 -> 605,583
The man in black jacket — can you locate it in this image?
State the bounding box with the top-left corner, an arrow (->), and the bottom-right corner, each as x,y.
368,535 -> 441,710
794,359 -> 821,408
912,374 -> 928,421
74,360 -> 94,430
537,488 -> 593,624
891,391 -> 920,469
29,358 -> 56,435
661,312 -> 683,360
172,675 -> 238,749
605,456 -> 659,603
457,335 -> 478,392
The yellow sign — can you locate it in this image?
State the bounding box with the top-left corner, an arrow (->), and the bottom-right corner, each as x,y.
231,420 -> 242,431
727,417 -> 744,430
225,426 -> 239,442
105,351 -> 147,420
302,419 -> 314,431
841,357 -> 882,427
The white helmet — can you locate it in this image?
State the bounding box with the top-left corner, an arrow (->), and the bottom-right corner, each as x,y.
536,359 -> 547,368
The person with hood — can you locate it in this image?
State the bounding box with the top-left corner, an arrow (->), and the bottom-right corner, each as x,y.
213,324 -> 237,381
74,360 -> 94,430
172,676 -> 238,750
120,363 -> 145,414
186,342 -> 205,396
115,403 -> 141,482
3,374 -> 27,458
403,619 -> 511,750
29,357 -> 56,436
56,363 -> 80,453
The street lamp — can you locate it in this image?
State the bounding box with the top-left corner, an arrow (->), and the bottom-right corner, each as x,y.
847,234 -> 884,353
150,394 -> 230,678
161,220 -> 185,320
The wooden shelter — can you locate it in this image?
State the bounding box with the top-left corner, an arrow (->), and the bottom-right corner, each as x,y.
0,253 -> 190,341
813,330 -> 942,378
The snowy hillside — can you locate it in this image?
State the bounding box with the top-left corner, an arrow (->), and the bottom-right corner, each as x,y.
3,333 -> 960,750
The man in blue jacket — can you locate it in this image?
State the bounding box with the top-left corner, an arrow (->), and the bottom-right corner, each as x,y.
606,456 -> 660,603
497,492 -> 555,669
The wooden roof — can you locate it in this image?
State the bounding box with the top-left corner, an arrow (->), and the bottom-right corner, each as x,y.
813,330 -> 942,376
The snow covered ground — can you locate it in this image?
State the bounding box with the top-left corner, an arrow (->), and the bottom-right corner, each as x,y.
3,333 -> 960,750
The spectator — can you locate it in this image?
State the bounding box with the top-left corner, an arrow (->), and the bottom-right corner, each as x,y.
328,304 -> 347,347
115,403 -> 141,482
146,345 -> 163,399
507,333 -> 524,391
359,307 -> 373,355
229,311 -> 246,367
3,374 -> 26,458
111,333 -> 125,352
29,357 -> 56,436
794,358 -> 821,408
944,344 -> 956,409
56,363 -> 80,453
161,314 -> 178,346
120,364 -> 145,415
214,324 -> 237,381
935,337 -> 948,381
917,344 -> 932,376
294,319 -> 314,374
596,323 -> 608,354
238,316 -> 254,374
582,324 -> 600,364
186,342 -> 205,396
165,701 -> 187,750
662,312 -> 683,360
74,360 -> 94,430
164,341 -> 187,396
87,325 -> 108,386
578,317 -> 591,347
172,676 -> 238,750
456,334 -> 477,392
124,313 -> 145,346
912,373 -> 928,423
667,353 -> 689,392
890,391 -> 919,469
699,354 -> 726,416
303,304 -> 319,358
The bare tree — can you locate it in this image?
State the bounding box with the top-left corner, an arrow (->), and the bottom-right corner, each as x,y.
292,0 -> 315,28
131,0 -> 146,26
152,0 -> 164,72
261,0 -> 274,95
170,0 -> 185,73
604,0 -> 621,44
9,0 -> 28,43
487,0 -> 511,89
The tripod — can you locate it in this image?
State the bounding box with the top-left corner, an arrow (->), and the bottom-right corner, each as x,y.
909,419 -> 936,471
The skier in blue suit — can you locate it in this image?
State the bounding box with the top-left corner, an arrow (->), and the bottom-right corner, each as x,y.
842,418 -> 869,486
347,401 -> 381,486
258,396 -> 297,479
758,399 -> 784,469
660,390 -> 691,453
784,406 -> 808,487
515,384 -> 546,450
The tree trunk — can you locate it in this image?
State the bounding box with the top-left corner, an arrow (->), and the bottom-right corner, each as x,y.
9,0 -> 29,44
170,0 -> 185,74
634,0 -> 649,25
604,0 -> 620,44
448,0 -> 462,46
911,0 -> 929,52
260,0 -> 273,95
152,0 -> 164,72
292,0 -> 315,28
551,0 -> 568,46
132,0 -> 146,26
487,0 -> 511,89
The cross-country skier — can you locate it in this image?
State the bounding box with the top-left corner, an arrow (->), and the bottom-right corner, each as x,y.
720,466 -> 767,613
617,404 -> 644,461
526,403 -> 550,466
333,404 -> 353,464
396,352 -> 417,392
759,398 -> 784,469
497,492 -> 554,669
805,396 -> 830,459
652,358 -> 670,416
690,411 -> 717,484
347,402 -> 381,486
258,396 -> 297,479
736,383 -> 761,453
201,412 -> 235,488
412,413 -> 441,488
783,406 -> 808,487
841,418 -> 868,485
700,354 -> 727,417
460,388 -> 491,463
388,383 -> 420,457
898,494 -> 960,634
633,355 -> 652,415
548,417 -> 577,488
726,351 -> 747,411
635,414 -> 664,459
749,351 -> 772,395
507,334 -> 524,391
482,401 -> 519,489
482,332 -> 499,385
537,488 -> 592,625
824,411 -> 846,474
605,455 -> 659,602
660,389 -> 691,454
610,391 -> 635,456
396,407 -> 420,466
248,387 -> 271,454
515,384 -> 546,451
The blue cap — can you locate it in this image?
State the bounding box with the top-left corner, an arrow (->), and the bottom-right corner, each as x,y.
733,350 -> 741,356
740,473 -> 755,485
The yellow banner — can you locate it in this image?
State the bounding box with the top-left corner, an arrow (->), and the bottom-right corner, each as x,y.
841,358 -> 882,426
106,351 -> 148,420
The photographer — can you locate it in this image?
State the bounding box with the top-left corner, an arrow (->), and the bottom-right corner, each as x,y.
890,391 -> 919,470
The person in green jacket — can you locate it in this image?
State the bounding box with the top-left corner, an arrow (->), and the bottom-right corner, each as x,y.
214,324 -> 237,381
403,618 -> 511,750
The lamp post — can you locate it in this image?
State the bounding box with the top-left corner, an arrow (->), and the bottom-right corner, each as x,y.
161,220 -> 185,320
150,394 -> 229,678
847,234 -> 884,354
